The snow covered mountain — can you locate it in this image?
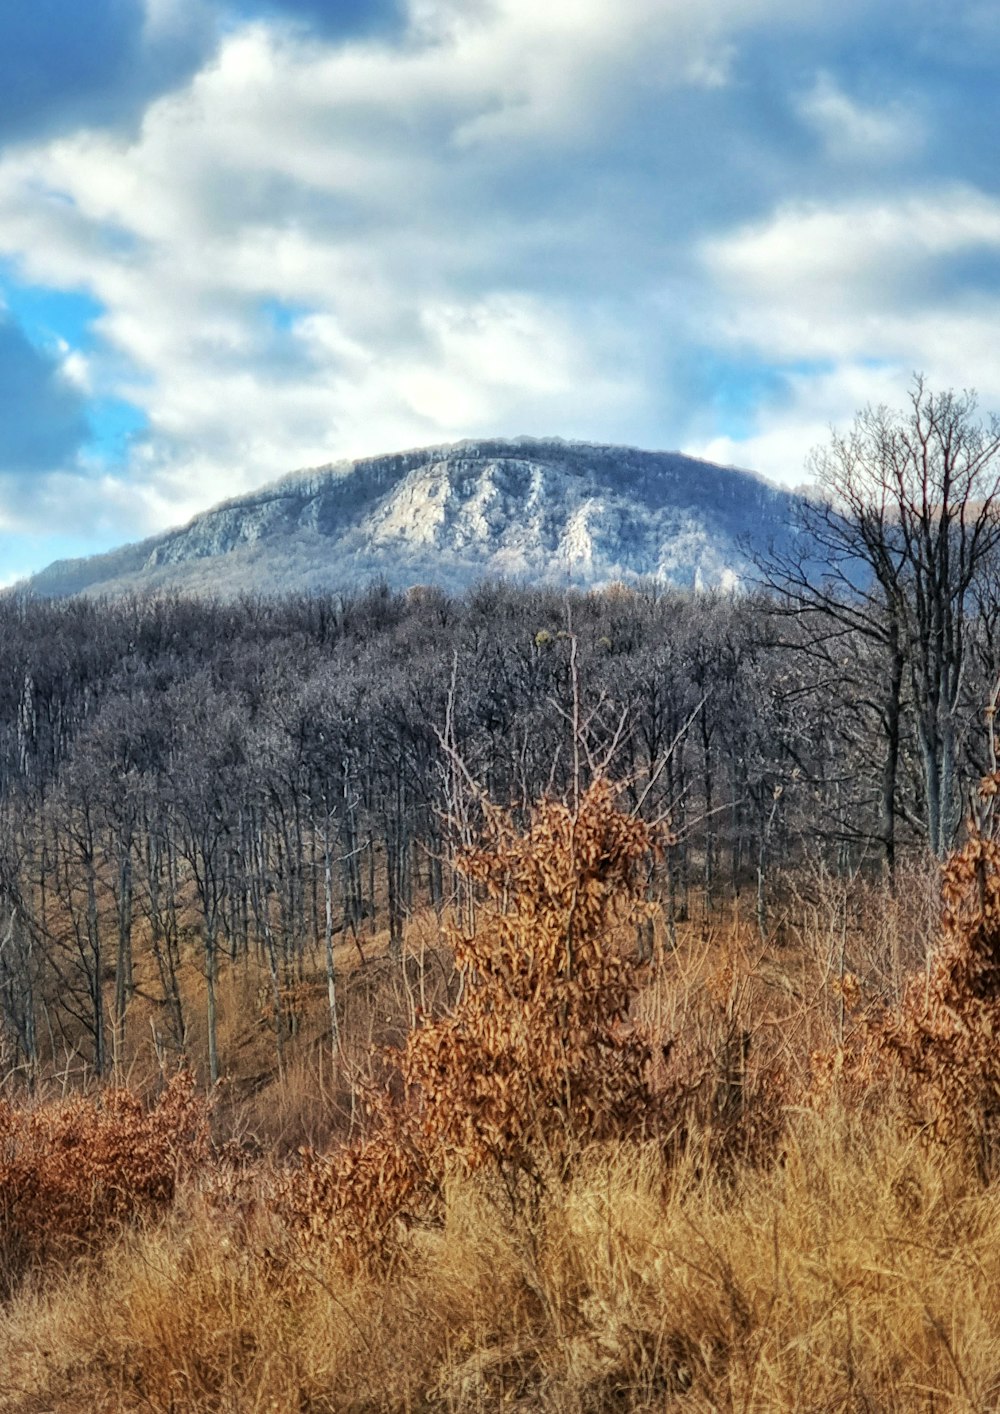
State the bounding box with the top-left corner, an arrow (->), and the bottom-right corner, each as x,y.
22,438 -> 801,599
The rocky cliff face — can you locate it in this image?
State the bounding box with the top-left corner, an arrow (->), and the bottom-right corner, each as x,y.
23,438 -> 801,599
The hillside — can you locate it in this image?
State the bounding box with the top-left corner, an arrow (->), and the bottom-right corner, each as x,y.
0,581 -> 998,1410
22,437 -> 800,598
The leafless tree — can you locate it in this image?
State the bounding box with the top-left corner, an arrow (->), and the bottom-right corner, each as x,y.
758,377 -> 1000,860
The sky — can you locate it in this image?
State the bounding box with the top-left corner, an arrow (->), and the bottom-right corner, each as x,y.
1,0 -> 1000,580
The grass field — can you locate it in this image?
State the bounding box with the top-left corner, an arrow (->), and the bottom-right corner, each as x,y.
0,783 -> 997,1412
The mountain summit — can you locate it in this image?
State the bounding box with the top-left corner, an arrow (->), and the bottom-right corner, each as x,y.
23,438 -> 799,598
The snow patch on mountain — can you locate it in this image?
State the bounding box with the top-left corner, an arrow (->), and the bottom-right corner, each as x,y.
21,438 -> 801,600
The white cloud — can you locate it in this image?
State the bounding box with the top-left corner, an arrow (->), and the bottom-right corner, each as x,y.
700,189 -> 1000,370
687,362 -> 909,485
704,188 -> 1000,309
0,5 -> 742,527
688,187 -> 1000,482
797,74 -> 921,163
0,0 -> 998,558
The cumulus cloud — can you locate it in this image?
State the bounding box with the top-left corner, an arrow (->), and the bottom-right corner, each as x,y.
0,8 -> 720,527
0,0 -> 999,568
684,186 -> 1000,479
694,189 -> 1000,449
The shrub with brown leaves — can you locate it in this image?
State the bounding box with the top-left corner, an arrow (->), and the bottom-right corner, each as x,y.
872,807 -> 1000,1168
0,1071 -> 209,1288
277,779 -> 669,1250
810,771 -> 1000,1175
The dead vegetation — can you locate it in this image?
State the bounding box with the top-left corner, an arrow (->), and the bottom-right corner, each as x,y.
3,777 -> 1000,1409
0,1072 -> 209,1295
275,779 -> 671,1254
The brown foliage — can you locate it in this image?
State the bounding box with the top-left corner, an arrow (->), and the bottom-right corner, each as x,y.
871,800 -> 1000,1164
21,779 -> 1000,1406
0,1072 -> 209,1288
809,772 -> 1000,1174
278,779 -> 668,1249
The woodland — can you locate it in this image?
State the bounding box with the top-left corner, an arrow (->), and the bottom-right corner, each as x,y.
3,384 -> 1000,1408
0,560 -> 987,1091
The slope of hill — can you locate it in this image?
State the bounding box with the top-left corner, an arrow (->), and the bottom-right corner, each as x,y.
23,437 -> 800,598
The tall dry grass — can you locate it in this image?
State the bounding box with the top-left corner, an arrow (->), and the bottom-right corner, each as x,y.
3,1100 -> 1000,1411
6,778 -> 1000,1410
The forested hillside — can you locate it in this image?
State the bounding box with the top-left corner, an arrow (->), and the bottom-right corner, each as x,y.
5,572 -> 1000,1408
0,565 -> 994,1088
21,438 -> 800,599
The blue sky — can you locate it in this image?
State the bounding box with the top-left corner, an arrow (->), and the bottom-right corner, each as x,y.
2,0 -> 1000,581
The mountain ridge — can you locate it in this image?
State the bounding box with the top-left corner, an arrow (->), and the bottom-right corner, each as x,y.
21,437 -> 801,599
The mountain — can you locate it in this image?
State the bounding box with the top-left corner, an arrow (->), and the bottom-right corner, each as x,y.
22,437 -> 801,599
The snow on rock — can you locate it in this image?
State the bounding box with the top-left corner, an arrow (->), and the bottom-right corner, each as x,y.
23,437 -> 802,600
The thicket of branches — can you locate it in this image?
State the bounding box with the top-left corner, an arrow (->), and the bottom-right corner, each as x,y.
0,553 -> 998,1086
8,769 -> 1000,1410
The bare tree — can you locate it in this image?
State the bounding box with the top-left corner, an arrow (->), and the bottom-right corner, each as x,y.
758,377 -> 1000,860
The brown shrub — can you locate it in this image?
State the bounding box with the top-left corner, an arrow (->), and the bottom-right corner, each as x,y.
0,1071 -> 209,1289
277,779 -> 671,1251
277,780 -> 796,1258
808,773 -> 1000,1177
868,816 -> 1000,1170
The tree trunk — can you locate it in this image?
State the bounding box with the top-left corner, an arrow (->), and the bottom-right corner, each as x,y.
880,632 -> 904,876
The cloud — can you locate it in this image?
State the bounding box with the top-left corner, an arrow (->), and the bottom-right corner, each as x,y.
682,186 -> 1000,479
688,362 -> 909,487
0,0 -> 216,144
0,0 -> 998,570
700,187 -> 1000,367
797,74 -> 921,163
0,315 -> 89,476
0,10 -> 734,524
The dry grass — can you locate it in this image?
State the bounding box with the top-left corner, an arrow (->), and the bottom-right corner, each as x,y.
3,1102 -> 1000,1411
6,782 -> 1000,1411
